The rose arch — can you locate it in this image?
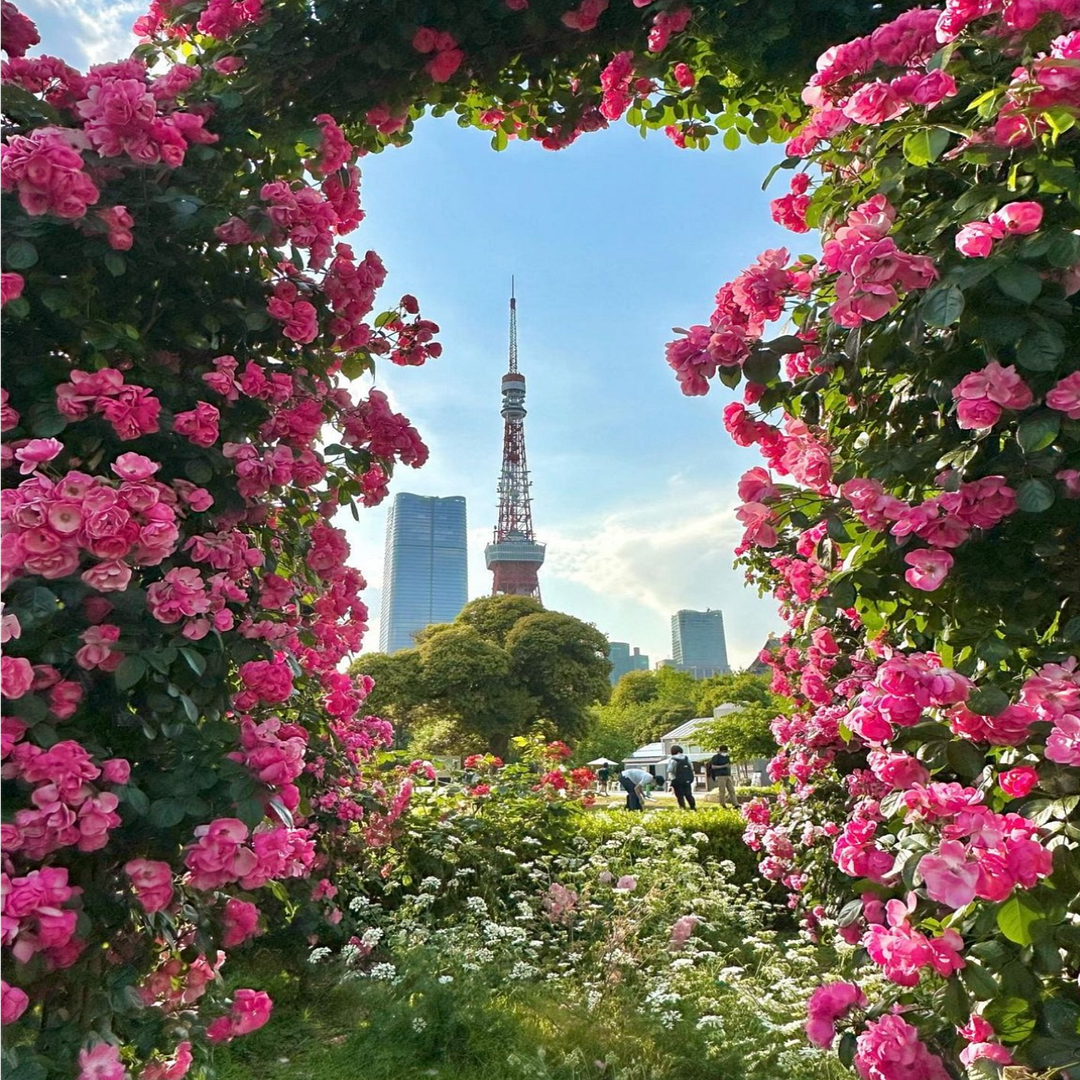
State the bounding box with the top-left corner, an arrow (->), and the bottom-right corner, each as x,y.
1,0 -> 1077,1078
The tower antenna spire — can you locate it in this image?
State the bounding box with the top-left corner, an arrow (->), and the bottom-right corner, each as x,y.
508,279 -> 518,374
485,285 -> 545,601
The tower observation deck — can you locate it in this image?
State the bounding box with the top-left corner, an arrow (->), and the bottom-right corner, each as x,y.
485,285 -> 545,601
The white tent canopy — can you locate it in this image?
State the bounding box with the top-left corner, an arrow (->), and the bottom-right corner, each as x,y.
586,757 -> 620,766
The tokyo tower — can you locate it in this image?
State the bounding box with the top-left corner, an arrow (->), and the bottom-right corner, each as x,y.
485,284 -> 545,601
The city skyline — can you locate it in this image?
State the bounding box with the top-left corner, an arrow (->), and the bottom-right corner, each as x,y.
28,1 -> 788,672
378,493 -> 469,654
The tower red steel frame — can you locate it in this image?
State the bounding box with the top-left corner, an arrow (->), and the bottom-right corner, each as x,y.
485,286 -> 545,601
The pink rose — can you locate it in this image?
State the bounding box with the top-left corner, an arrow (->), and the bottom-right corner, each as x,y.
955,221 -> 1001,258
13,437 -> 63,475
111,452 -> 160,480
843,81 -> 905,125
903,549 -> 953,592
77,1042 -> 126,1080
1,655 -> 35,699
998,766 -> 1038,798
1047,372 -> 1080,420
101,758 -> 131,785
918,839 -> 979,908
1,980 -> 29,1025
988,200 -> 1044,235
124,859 -> 174,913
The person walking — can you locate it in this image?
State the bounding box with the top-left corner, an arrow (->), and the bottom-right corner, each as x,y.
665,744 -> 697,810
619,767 -> 654,811
707,745 -> 738,806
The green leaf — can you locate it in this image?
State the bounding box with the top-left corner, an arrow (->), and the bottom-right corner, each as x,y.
148,799 -> 187,828
837,1032 -> 856,1070
995,263 -> 1043,304
1017,412 -> 1061,453
1016,478 -> 1055,513
984,995 -> 1037,1044
120,786 -> 150,815
902,127 -> 950,166
997,893 -> 1044,946
960,961 -> 999,1001
921,284 -> 965,327
742,349 -> 780,385
722,128 -> 740,151
946,739 -> 986,779
490,127 -> 508,151
104,252 -> 126,277
966,685 -> 1010,716
180,648 -> 207,677
5,240 -> 39,270
114,656 -> 148,692
1026,1036 -> 1080,1071
1017,330 -> 1065,371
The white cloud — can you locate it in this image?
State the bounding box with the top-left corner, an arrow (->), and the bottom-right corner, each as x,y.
27,0 -> 142,66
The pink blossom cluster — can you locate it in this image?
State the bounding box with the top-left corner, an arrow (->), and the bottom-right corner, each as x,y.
599,51 -> 635,120
955,200 -> 1044,257
647,6 -> 691,53
259,180 -> 341,269
411,26 -> 463,82
561,0 -> 608,32
227,717 -> 307,805
124,859 -> 175,913
1,0 -> 39,57
183,817 -> 314,891
863,894 -> 965,986
139,951 -> 224,1011
666,248 -> 799,394
309,113 -> 351,176
76,1042 -> 128,1080
821,195 -> 937,327
141,1040 -> 194,1080
2,737 -> 124,859
339,389 -> 429,468
323,244 -> 387,350
1022,656 -> 1080,765
770,172 -> 812,233
1047,371 -> 1080,420
0,127 -> 100,218
853,1012 -> 950,1080
196,0 -> 263,39
951,361 -> 1034,429
267,276 -> 320,343
1,460 -> 189,596
1,866 -> 83,970
845,652 -> 971,744
542,881 -> 578,924
74,60 -> 216,166
55,368 -> 161,441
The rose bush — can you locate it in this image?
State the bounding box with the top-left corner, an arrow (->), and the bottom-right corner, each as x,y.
1,3 -> 439,1075
664,2 -> 1080,1075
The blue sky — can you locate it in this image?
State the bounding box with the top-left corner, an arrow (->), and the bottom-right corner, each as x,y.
27,1 -> 794,669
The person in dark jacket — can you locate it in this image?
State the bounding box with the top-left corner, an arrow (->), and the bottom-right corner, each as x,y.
707,745 -> 737,806
665,744 -> 697,810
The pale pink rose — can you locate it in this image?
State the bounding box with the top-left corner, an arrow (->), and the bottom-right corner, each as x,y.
904,549 -> 953,591
737,466 -> 778,503
918,839 -> 979,908
124,858 -> 174,913
76,1041 -> 128,1080
13,437 -> 63,474
805,981 -> 867,1048
614,875 -> 637,892
81,560 -> 133,593
111,452 -> 159,480
1045,713 -> 1080,766
1046,372 -> 1080,420
843,81 -> 905,125
955,221 -> 1000,258
1058,469 -> 1080,498
101,758 -> 130,784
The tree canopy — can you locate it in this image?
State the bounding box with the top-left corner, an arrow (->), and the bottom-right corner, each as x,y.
351,596 -> 610,755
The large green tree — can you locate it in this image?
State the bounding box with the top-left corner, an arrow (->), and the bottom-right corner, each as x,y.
352,596 -> 610,755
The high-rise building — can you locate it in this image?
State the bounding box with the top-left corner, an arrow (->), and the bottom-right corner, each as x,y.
670,609 -> 730,678
379,493 -> 468,653
608,641 -> 650,685
485,285 -> 545,600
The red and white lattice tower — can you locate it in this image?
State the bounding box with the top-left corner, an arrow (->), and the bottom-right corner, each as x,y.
485,285 -> 545,601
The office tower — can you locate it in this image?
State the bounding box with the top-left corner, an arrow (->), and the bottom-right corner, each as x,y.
608,642 -> 651,685
485,285 -> 545,600
670,609 -> 730,678
379,493 -> 468,653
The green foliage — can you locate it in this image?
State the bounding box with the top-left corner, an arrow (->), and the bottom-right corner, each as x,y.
694,671 -> 775,715
609,668 -> 660,707
351,596 -> 610,755
692,705 -> 781,763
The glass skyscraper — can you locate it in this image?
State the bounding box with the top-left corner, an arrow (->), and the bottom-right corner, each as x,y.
379,494 -> 468,654
670,609 -> 730,678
